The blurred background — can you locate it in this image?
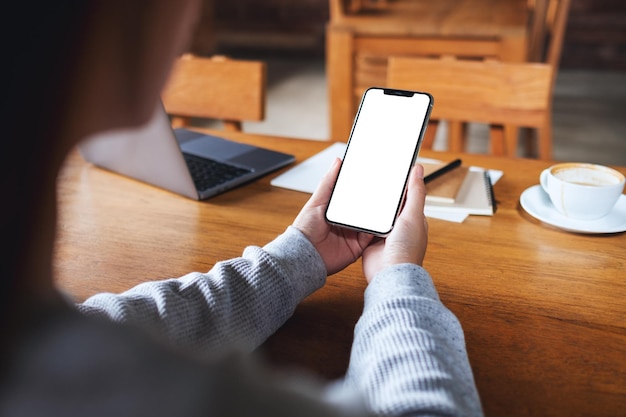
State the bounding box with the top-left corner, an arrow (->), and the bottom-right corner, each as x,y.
185,0 -> 626,165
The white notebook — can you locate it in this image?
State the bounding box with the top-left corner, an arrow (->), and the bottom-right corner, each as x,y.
423,168 -> 496,216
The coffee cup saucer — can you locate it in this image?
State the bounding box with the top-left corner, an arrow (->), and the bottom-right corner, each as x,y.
520,185 -> 626,234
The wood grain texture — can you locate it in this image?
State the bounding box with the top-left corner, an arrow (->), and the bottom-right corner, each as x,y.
387,56 -> 554,159
162,54 -> 266,130
55,130 -> 626,417
326,0 -> 529,142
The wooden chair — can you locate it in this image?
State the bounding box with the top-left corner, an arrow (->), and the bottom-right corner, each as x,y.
161,54 -> 266,132
527,0 -> 572,84
523,0 -> 571,155
326,0 -> 530,142
387,57 -> 554,159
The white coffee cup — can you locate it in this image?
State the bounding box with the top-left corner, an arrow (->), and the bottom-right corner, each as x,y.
540,162 -> 625,220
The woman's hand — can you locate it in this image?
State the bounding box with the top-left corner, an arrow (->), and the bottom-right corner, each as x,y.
292,158 -> 375,275
293,159 -> 428,280
361,164 -> 429,283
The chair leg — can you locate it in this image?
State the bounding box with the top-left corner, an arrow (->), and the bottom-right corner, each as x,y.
489,125 -> 506,156
223,121 -> 242,132
170,116 -> 191,129
538,120 -> 553,160
449,121 -> 464,152
327,29 -> 355,142
504,125 -> 519,158
421,120 -> 439,150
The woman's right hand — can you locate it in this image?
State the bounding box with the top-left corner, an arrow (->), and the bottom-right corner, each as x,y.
361,164 -> 429,283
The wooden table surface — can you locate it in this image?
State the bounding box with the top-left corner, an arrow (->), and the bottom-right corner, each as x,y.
54,130 -> 626,417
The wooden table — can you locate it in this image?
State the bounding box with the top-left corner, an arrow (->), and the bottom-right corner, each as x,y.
327,0 -> 530,141
54,130 -> 626,417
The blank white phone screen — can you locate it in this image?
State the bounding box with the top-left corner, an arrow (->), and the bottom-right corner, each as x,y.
325,88 -> 432,235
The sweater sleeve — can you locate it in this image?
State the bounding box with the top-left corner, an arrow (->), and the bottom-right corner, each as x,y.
342,263 -> 484,417
77,226 -> 327,356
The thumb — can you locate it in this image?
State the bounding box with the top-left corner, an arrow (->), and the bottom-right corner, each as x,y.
398,164 -> 427,224
309,157 -> 341,206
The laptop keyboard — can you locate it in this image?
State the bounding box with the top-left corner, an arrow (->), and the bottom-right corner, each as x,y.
183,153 -> 252,191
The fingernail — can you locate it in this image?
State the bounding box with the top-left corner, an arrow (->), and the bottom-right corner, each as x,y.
415,164 -> 425,179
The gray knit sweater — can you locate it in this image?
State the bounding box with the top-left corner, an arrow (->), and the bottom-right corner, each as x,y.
1,226 -> 482,416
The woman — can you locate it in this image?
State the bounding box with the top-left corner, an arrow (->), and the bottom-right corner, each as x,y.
0,1 -> 482,416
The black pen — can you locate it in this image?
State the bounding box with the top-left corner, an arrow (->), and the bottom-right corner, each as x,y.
423,158 -> 462,184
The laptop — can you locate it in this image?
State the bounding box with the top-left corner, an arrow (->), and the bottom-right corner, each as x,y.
78,102 -> 295,200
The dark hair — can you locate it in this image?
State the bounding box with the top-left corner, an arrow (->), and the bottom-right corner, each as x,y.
0,2 -> 92,324
3,3 -> 91,145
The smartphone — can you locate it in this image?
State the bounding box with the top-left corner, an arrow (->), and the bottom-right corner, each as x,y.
325,87 -> 433,236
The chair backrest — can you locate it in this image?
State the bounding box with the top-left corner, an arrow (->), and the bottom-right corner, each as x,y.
161,54 -> 266,132
527,0 -> 571,85
387,56 -> 554,158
